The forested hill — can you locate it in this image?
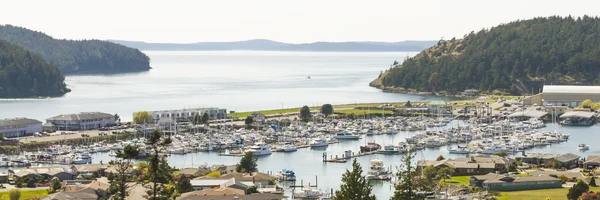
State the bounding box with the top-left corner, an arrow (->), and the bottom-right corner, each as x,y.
0,40 -> 70,98
372,16 -> 600,95
0,25 -> 150,74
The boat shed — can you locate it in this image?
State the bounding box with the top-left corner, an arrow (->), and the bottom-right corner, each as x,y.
508,110 -> 547,119
559,111 -> 596,119
541,85 -> 600,107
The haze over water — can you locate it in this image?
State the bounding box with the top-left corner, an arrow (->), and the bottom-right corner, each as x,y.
0,51 -> 447,121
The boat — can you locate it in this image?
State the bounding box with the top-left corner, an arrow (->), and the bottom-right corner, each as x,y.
360,142 -> 381,153
334,131 -> 360,140
293,186 -> 331,200
578,144 -> 590,151
274,169 -> 296,181
310,138 -> 329,147
281,142 -> 297,152
71,157 -> 91,164
379,145 -> 399,154
366,158 -> 391,180
447,146 -> 470,154
246,142 -> 272,156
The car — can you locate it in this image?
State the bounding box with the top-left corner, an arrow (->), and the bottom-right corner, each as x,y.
98,132 -> 108,136
81,133 -> 90,137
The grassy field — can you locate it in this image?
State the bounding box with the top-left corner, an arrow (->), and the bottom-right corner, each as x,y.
440,176 -> 471,186
495,188 -> 569,200
227,107 -> 308,118
335,109 -> 393,115
0,189 -> 48,200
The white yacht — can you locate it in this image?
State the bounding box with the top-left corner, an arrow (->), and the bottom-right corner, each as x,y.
280,142 -> 297,152
366,158 -> 391,180
274,169 -> 296,181
246,142 -> 272,156
480,146 -> 504,154
310,138 -> 329,147
578,144 -> 590,151
334,131 -> 360,140
447,146 -> 470,154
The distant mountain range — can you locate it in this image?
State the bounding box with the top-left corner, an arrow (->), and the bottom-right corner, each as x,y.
109,39 -> 437,52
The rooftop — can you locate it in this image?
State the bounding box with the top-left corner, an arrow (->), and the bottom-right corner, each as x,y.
508,110 -> 548,118
543,85 -> 600,94
47,112 -> 114,121
560,111 -> 596,119
10,166 -> 76,177
473,173 -> 560,184
556,153 -> 580,163
0,118 -> 42,129
178,193 -> 286,200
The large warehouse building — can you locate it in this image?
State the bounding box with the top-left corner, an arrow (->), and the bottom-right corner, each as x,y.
531,85 -> 600,106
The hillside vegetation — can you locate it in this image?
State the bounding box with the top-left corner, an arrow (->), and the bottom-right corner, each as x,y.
373,16 -> 600,94
0,25 -> 150,74
0,40 -> 70,98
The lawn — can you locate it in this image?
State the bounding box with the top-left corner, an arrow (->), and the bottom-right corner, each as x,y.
0,189 -> 48,200
440,176 -> 471,186
335,109 -> 393,116
495,188 -> 569,200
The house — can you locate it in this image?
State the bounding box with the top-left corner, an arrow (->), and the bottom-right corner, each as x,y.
428,101 -> 450,115
556,153 -> 580,169
75,164 -> 108,178
0,173 -> 8,183
180,167 -> 211,178
210,165 -> 237,175
189,178 -> 249,192
584,156 -> 600,169
46,112 -> 116,131
42,180 -> 109,200
462,89 -> 478,96
178,191 -> 286,200
417,155 -> 512,176
519,153 -> 559,166
10,166 -> 77,181
470,173 -> 562,191
220,172 -> 273,187
0,118 -> 42,138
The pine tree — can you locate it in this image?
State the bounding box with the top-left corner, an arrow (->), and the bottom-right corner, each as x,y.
144,130 -> 173,200
236,152 -> 258,173
201,112 -> 210,125
567,180 -> 589,200
590,176 -> 597,187
107,144 -> 140,200
300,105 -> 312,122
177,175 -> 194,194
392,152 -> 433,200
334,159 -> 376,200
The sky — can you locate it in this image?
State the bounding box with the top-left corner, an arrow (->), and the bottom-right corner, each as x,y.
1,0 -> 599,43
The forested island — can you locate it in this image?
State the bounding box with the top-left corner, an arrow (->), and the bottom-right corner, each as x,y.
0,40 -> 70,98
371,16 -> 600,95
0,25 -> 150,74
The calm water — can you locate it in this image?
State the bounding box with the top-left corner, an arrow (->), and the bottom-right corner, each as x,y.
88,122 -> 600,199
0,51 -> 447,122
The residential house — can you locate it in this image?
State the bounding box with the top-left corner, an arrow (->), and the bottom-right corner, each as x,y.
46,112 -> 116,131
417,155 -> 512,176
556,153 -> 580,169
584,156 -> 600,169
75,164 -> 108,178
178,191 -> 286,200
189,178 -> 249,192
10,166 -> 77,181
42,180 -> 109,200
470,173 -> 562,191
519,153 -> 559,166
0,118 -> 42,138
180,167 -> 211,178
210,165 -> 237,175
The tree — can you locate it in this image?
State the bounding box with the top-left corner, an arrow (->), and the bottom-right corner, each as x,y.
437,167 -> 454,182
236,152 -> 258,174
592,103 -> 600,111
133,111 -> 153,124
567,180 -> 589,200
177,174 -> 194,194
8,189 -> 21,200
423,165 -> 437,180
108,144 -> 140,200
320,104 -> 334,117
591,176 -> 597,187
392,152 -> 432,200
244,116 -> 254,129
300,105 -> 312,122
192,113 -> 201,125
494,151 -> 508,158
201,112 -> 210,125
580,191 -> 599,200
334,159 -> 376,200
428,72 -> 439,92
114,113 -> 121,124
144,130 -> 173,200
507,163 -> 517,172
50,177 -> 61,193
436,155 -> 445,161
582,99 -> 594,108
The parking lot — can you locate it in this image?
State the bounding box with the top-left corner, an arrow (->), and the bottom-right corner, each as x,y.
19,128 -> 136,143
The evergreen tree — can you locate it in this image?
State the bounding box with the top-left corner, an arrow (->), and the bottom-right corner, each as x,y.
50,177 -> 61,192
144,130 -> 173,200
320,104 -> 334,117
300,105 -> 312,122
567,180 -> 589,200
436,155 -> 445,161
192,113 -> 201,125
392,152 -> 432,200
201,112 -> 209,125
244,116 -> 254,129
107,144 -> 140,200
422,165 -> 437,181
590,176 -> 597,187
177,175 -> 194,194
334,159 -> 376,200
236,152 -> 258,174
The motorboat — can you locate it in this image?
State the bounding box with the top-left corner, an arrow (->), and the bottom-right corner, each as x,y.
71,156 -> 91,164
274,169 -> 296,181
360,142 -> 381,153
379,145 -> 399,154
447,146 -> 470,154
578,144 -> 590,151
334,131 -> 360,140
246,142 -> 272,156
310,138 -> 329,147
280,142 -> 297,152
366,158 -> 391,180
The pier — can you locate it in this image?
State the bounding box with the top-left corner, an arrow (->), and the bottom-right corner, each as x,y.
322,151 -> 376,163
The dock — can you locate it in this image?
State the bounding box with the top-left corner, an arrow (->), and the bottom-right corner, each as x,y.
322,151 -> 376,163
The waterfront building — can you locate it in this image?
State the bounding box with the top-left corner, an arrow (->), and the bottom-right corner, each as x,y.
42,180 -> 109,200
584,155 -> 600,169
417,155 -> 513,176
469,173 -> 562,191
46,112 -> 116,131
148,108 -> 227,123
0,118 -> 42,138
179,191 -> 286,200
190,178 -> 249,191
559,111 -> 597,126
9,165 -> 78,181
534,85 -> 600,106
428,101 -> 451,115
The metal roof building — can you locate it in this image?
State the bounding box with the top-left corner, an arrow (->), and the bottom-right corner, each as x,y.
542,85 -> 600,107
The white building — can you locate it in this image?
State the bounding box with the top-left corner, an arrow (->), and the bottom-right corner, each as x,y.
46,112 -> 116,131
541,85 -> 600,107
0,118 -> 42,138
148,108 -> 227,123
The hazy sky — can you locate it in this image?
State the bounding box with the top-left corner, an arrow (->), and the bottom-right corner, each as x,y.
1,0 -> 598,43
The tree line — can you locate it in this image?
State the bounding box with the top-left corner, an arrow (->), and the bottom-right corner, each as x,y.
0,39 -> 70,98
380,16 -> 600,95
0,25 -> 150,74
